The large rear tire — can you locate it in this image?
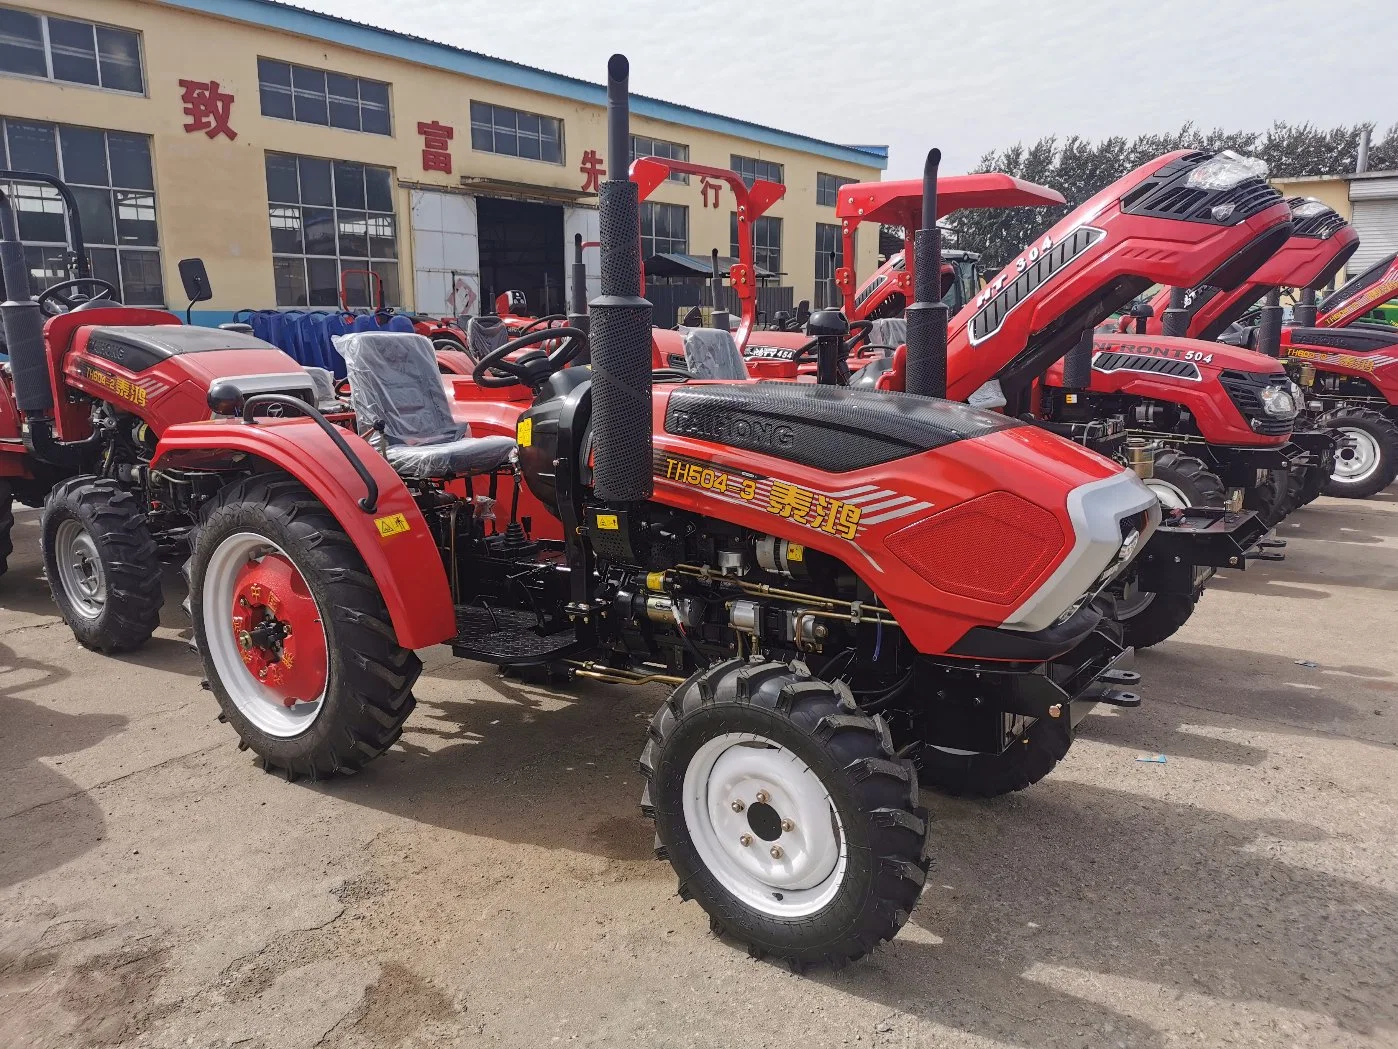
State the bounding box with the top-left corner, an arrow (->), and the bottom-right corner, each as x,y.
191,475 -> 419,780
41,477 -> 162,652
641,658 -> 929,969
0,479 -> 13,583
1115,450 -> 1222,650
1319,407 -> 1398,498
918,715 -> 1072,798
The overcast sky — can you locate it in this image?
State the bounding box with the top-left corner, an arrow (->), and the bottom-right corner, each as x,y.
290,0 -> 1392,177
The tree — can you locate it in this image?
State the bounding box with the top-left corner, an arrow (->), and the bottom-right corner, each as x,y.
944,120 -> 1398,271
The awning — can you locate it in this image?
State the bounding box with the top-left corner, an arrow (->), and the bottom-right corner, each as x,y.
457,177 -> 596,205
643,253 -> 779,280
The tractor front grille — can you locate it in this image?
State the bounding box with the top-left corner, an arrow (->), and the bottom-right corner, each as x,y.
1219,369 -> 1295,436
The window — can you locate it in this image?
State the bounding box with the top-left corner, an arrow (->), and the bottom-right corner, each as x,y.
815,222 -> 848,307
265,152 -> 398,308
730,213 -> 782,275
640,202 -> 688,259
470,101 -> 562,164
730,154 -> 783,188
257,58 -> 390,135
817,172 -> 855,208
630,135 -> 689,183
0,117 -> 162,303
0,6 -> 143,93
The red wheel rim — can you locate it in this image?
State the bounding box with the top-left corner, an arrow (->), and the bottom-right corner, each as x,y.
230,552 -> 328,706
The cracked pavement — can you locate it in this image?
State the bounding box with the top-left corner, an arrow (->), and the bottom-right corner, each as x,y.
1,494 -> 1395,1048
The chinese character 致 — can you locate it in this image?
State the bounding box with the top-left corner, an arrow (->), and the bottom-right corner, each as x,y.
700,176 -> 723,209
179,79 -> 237,140
579,149 -> 606,192
766,481 -> 814,522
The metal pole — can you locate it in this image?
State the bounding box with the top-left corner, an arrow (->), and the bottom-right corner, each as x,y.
903,148 -> 948,398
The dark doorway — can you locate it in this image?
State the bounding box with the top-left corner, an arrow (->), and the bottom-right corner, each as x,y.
476,196 -> 565,315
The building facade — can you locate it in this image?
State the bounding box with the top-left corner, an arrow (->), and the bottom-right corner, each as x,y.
0,0 -> 886,324
1272,171 -> 1398,283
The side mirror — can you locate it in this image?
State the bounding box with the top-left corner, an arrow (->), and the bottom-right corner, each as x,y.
179,258 -> 212,303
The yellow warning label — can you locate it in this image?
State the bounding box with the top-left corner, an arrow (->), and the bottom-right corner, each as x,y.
595,513 -> 620,531
517,417 -> 533,446
375,512 -> 411,538
787,544 -> 804,562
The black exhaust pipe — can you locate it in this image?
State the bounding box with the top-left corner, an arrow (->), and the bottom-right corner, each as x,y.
0,184 -> 52,417
588,54 -> 653,503
1293,286 -> 1317,327
1063,327 -> 1093,389
903,148 -> 947,398
1256,289 -> 1283,357
1160,286 -> 1190,338
709,248 -> 730,332
568,233 -> 590,358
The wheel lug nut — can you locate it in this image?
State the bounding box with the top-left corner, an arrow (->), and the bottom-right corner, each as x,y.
739,834 -> 753,847
770,845 -> 783,859
781,819 -> 794,833
731,799 -> 745,812
755,790 -> 769,804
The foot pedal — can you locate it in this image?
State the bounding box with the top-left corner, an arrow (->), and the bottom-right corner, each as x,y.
1099,668 -> 1141,686
1094,688 -> 1142,708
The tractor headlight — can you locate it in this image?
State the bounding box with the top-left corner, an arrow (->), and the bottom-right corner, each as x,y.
1258,384 -> 1298,419
1292,198 -> 1329,219
1186,150 -> 1269,191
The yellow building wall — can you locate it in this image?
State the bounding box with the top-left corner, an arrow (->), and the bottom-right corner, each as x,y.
1,0 -> 883,314
1270,177 -> 1352,224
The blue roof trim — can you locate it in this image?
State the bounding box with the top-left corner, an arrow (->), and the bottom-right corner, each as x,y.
155,0 -> 888,170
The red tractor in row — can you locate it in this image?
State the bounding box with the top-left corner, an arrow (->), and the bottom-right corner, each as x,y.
0,56 -> 1191,967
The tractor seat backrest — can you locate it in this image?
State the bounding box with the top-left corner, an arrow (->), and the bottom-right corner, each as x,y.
467,315 -> 511,359
333,332 -> 466,447
679,326 -> 748,379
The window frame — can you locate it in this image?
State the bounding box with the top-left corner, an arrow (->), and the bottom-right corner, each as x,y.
264,150 -> 401,309
814,222 -> 848,308
640,201 -> 688,260
0,4 -> 146,95
630,134 -> 689,184
730,153 -> 784,189
256,56 -> 393,136
0,115 -> 163,305
730,212 -> 783,276
469,100 -> 564,165
816,172 -> 855,208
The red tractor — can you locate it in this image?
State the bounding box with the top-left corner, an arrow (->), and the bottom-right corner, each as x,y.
73,56 -> 1188,967
0,170 -> 354,652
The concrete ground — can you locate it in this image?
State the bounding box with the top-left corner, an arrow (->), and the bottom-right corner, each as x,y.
1,492 -> 1395,1049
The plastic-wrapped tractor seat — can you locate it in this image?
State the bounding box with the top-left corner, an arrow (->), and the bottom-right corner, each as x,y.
334,331 -> 515,478
679,326 -> 748,379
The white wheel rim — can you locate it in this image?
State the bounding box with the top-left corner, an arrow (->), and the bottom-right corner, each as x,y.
682,732 -> 847,919
202,531 -> 328,739
1145,477 -> 1192,510
55,518 -> 106,619
1332,428 -> 1381,484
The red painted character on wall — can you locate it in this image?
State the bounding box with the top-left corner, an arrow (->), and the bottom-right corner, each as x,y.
579,150 -> 606,192
418,121 -> 454,175
179,79 -> 236,140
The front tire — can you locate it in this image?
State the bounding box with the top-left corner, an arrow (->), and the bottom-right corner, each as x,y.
1115,450 -> 1222,649
191,475 -> 420,780
641,658 -> 929,969
41,477 -> 162,652
1319,407 -> 1398,498
918,715 -> 1072,798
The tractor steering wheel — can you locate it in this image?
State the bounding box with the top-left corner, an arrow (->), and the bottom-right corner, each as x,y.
37,277 -> 119,316
518,313 -> 569,335
472,326 -> 587,390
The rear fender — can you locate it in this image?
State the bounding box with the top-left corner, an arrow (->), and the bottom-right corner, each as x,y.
150,418 -> 455,649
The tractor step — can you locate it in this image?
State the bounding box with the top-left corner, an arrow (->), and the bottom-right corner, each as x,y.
450,603 -> 580,665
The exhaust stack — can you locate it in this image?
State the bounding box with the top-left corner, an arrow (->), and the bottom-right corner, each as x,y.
1160,286 -> 1190,337
709,248 -> 730,332
0,182 -> 52,416
1062,328 -> 1093,389
1293,286 -> 1318,327
588,54 -> 654,503
903,149 -> 948,398
1256,289 -> 1283,357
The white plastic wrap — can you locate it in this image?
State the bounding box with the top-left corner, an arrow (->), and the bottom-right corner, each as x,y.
968,378 -> 1007,409
868,317 -> 907,351
304,366 -> 337,408
333,331 -> 514,478
467,316 -> 511,359
678,326 -> 748,379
